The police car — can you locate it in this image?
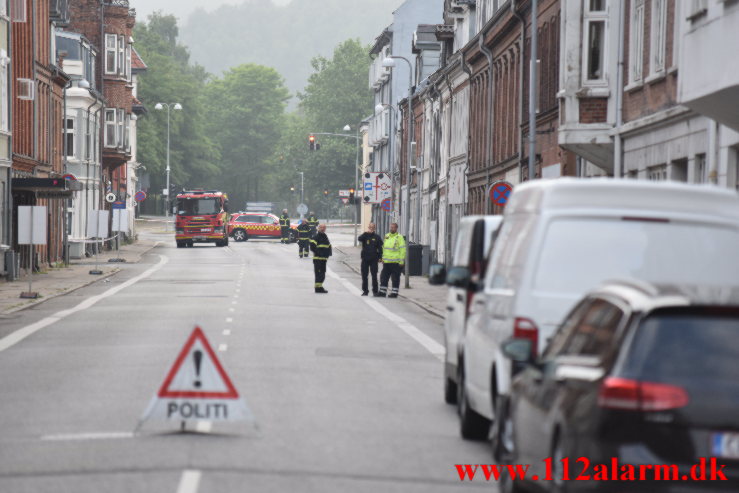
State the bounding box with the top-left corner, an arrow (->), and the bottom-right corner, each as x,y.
228,212 -> 297,242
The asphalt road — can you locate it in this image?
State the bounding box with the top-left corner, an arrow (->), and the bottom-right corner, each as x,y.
0,227 -> 496,492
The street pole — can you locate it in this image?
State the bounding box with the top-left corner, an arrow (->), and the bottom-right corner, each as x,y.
383,55 -> 414,289
165,106 -> 170,224
353,125 -> 360,247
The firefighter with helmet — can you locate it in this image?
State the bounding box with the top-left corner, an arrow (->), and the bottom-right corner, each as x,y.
279,209 -> 291,244
306,211 -> 318,238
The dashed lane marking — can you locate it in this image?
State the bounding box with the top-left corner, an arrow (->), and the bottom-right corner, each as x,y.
176,470 -> 201,493
223,330 -> 231,336
218,344 -> 228,352
225,318 -> 233,323
0,254 -> 169,353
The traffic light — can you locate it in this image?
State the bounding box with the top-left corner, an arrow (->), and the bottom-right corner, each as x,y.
290,186 -> 295,193
323,189 -> 328,196
349,187 -> 355,202
308,135 -> 321,151
169,183 -> 179,198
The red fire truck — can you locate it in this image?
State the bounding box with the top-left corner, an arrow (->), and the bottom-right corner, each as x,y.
174,189 -> 230,248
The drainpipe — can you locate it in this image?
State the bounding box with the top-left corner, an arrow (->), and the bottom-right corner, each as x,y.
479,35 -> 494,214
528,0 -> 539,181
84,93 -> 102,253
62,79 -> 72,265
443,64 -> 455,266
512,2 -> 526,183
461,51 -> 472,215
614,0 -> 626,178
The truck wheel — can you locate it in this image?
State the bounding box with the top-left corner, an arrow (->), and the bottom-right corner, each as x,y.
176,241 -> 185,248
186,241 -> 194,248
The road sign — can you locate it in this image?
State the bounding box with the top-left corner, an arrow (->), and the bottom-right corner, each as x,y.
112,209 -> 129,232
341,198 -> 349,204
112,200 -> 126,210
18,206 -> 47,245
62,173 -> 77,181
86,210 -> 110,238
105,192 -> 116,203
134,190 -> 147,202
381,198 -> 392,211
490,181 -> 513,207
338,189 -> 350,198
362,172 -> 392,204
297,203 -> 308,215
141,326 -> 252,424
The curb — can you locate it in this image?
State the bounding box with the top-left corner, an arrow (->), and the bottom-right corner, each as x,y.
1,240 -> 159,316
335,246 -> 444,320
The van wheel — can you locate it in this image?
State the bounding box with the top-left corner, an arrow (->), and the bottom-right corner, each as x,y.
549,435 -> 570,493
457,364 -> 491,440
233,229 -> 247,242
492,395 -> 515,462
186,241 -> 194,248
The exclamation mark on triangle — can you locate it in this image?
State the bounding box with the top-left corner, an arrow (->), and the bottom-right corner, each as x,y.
193,350 -> 202,388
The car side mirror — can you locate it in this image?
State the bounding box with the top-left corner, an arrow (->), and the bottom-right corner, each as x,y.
274,220 -> 279,225
428,264 -> 446,285
446,266 -> 471,289
501,338 -> 535,365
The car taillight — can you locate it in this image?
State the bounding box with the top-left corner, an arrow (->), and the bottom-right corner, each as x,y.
513,317 -> 539,357
598,377 -> 689,411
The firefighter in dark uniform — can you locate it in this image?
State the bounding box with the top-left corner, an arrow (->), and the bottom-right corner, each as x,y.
306,212 -> 318,238
357,222 -> 383,296
297,219 -> 311,258
279,209 -> 290,244
309,223 -> 332,293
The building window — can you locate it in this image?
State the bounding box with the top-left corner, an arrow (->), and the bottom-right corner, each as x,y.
629,0 -> 645,84
583,2 -> 608,84
105,34 -> 117,74
124,113 -> 131,151
687,0 -> 707,21
65,117 -> 75,157
0,60 -> 8,132
118,36 -> 125,77
104,109 -> 117,147
125,43 -> 132,82
117,109 -> 125,149
650,0 -> 667,76
696,154 -> 707,183
647,164 -> 667,180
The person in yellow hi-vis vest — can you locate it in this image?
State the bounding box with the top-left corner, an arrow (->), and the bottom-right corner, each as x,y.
375,222 -> 406,298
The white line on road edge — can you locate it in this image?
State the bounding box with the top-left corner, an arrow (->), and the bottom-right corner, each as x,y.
0,255 -> 170,353
327,269 -> 444,361
223,329 -> 231,336
225,318 -> 233,323
176,470 -> 202,493
41,431 -> 134,441
228,308 -> 235,312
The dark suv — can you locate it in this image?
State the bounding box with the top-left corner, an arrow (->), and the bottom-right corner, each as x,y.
497,281 -> 739,492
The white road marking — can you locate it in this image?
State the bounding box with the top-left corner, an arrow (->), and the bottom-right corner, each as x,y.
228,308 -> 235,312
0,254 -> 169,353
41,431 -> 134,441
233,295 -> 238,299
327,269 -> 444,361
223,329 -> 231,336
231,301 -> 237,305
235,289 -> 240,294
195,421 -> 212,433
225,318 -> 233,323
176,470 -> 201,493
218,344 -> 228,351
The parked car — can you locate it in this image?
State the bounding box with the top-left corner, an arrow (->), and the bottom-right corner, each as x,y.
428,215 -> 503,405
228,212 -> 297,242
497,280 -> 739,493
459,178 -> 739,440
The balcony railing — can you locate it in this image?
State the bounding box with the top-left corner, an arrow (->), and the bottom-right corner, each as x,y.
50,0 -> 70,25
104,0 -> 129,7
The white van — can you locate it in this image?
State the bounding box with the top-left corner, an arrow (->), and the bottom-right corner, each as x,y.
458,178 -> 739,440
428,215 -> 503,405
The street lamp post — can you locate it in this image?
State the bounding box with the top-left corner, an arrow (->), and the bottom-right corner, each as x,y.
154,102 -> 182,227
375,102 -> 399,237
382,55 -> 413,288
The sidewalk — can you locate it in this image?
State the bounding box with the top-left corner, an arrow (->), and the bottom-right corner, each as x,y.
334,245 -> 447,319
0,236 -> 157,315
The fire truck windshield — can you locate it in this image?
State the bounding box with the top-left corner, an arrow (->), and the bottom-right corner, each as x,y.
177,198 -> 221,216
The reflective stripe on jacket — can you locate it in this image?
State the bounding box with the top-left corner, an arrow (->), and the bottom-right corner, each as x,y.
297,223 -> 311,240
309,232 -> 332,260
279,214 -> 290,228
382,232 -> 406,263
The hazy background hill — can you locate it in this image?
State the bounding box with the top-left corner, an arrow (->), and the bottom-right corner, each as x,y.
177,0 -> 401,101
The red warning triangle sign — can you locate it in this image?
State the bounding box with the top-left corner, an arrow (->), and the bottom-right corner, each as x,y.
157,326 -> 239,399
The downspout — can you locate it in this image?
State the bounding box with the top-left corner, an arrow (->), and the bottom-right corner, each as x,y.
84,93 -> 102,253
461,51 -> 472,215
479,35 -> 494,214
512,1 -> 526,183
528,0 -> 539,181
62,78 -> 72,265
613,0 -> 626,178
32,0 -> 38,161
443,64 -> 455,266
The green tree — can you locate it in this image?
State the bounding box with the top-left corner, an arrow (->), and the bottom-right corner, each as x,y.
134,12 -> 219,199
205,64 -> 290,208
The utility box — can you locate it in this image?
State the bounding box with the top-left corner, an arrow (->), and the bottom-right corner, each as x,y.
3,249 -> 18,281
408,243 -> 430,276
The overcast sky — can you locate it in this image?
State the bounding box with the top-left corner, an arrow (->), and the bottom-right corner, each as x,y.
132,0 -> 292,24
